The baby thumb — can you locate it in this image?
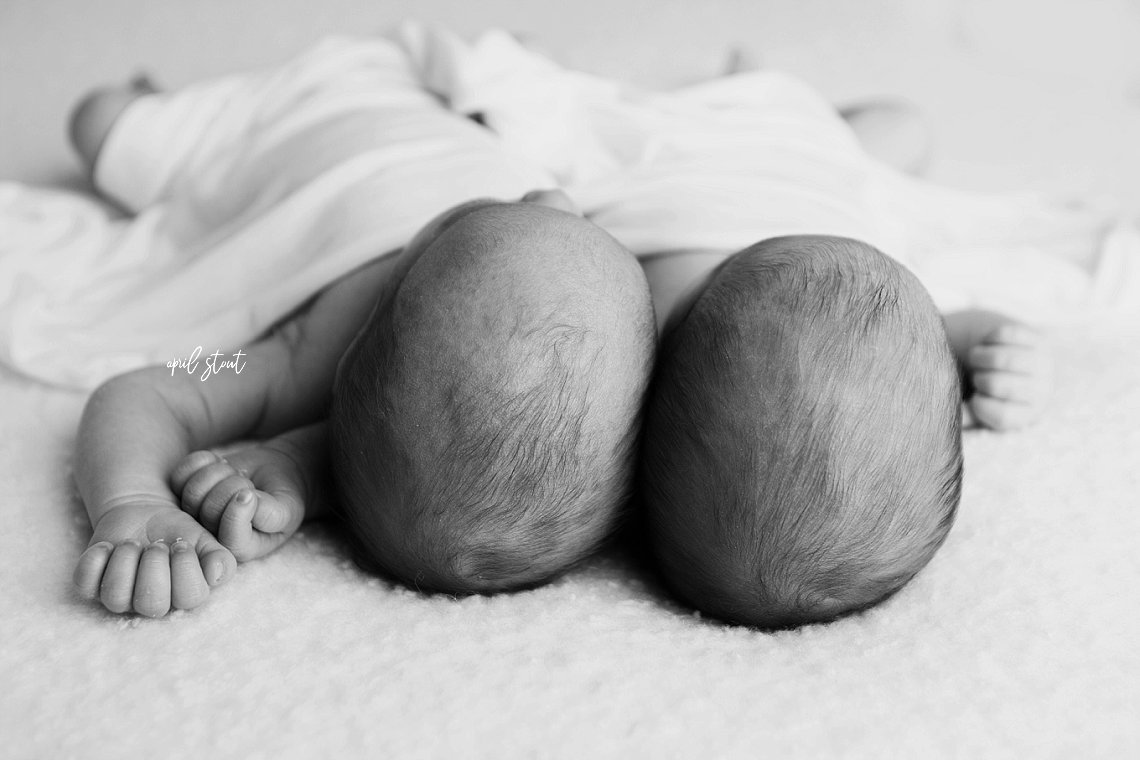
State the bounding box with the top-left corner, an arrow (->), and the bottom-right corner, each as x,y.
251,496 -> 290,533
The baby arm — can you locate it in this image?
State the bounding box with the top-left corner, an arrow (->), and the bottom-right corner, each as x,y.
74,253 -> 400,616
166,252 -> 405,562
943,309 -> 1053,430
73,340 -> 291,618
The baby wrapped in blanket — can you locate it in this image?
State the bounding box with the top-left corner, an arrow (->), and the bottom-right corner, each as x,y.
30,23 -> 1133,625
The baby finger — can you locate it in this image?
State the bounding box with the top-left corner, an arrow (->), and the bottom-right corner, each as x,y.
969,395 -> 1035,431
987,323 -> 1044,348
180,460 -> 238,518
218,489 -> 259,561
968,344 -> 1038,375
99,540 -> 143,614
170,450 -> 223,494
198,474 -> 255,532
170,538 -> 209,610
971,370 -> 1037,404
74,541 -> 115,600
132,542 -> 172,618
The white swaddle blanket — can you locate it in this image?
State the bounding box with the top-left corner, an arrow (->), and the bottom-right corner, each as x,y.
0,27 -> 556,389
1,22 -> 1136,389
418,25 -> 1139,320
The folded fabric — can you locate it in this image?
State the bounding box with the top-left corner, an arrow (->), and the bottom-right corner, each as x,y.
0,26 -> 556,389
1,21 -> 1135,389
420,24 -> 1139,323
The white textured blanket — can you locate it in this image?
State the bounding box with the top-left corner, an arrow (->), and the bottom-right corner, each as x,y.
2,2 -> 1139,758
1,323 -> 1138,757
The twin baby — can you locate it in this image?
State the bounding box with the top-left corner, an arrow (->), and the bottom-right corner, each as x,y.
70,52 -> 1051,630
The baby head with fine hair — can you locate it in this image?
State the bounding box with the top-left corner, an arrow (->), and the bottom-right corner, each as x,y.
330,194 -> 656,594
639,235 -> 962,629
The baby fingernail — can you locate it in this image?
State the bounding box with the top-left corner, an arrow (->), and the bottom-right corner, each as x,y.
171,538 -> 190,553
236,490 -> 253,504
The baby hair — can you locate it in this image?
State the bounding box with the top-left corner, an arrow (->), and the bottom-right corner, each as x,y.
640,235 -> 962,629
331,204 -> 655,594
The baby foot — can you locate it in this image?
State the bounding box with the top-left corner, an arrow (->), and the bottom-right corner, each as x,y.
723,47 -> 762,76
839,99 -> 933,176
74,499 -> 236,617
169,446 -> 308,562
68,74 -> 160,179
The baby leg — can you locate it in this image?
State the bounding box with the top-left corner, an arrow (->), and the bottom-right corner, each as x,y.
65,66 -> 259,214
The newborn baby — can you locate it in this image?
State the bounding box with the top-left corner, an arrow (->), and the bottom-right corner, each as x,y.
640,236 -> 964,629
71,70 -> 654,615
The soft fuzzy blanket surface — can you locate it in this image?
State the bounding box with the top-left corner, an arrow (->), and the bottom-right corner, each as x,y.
2,1 -> 1138,758
1,324 -> 1138,757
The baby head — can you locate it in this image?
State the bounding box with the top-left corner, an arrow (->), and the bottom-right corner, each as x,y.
330,194 -> 655,594
640,235 -> 962,629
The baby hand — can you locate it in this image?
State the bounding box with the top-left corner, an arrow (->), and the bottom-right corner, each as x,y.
74,500 -> 236,617
963,323 -> 1053,430
170,447 -> 307,562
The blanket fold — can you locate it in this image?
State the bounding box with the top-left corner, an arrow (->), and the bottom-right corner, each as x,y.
1,21 -> 1135,389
